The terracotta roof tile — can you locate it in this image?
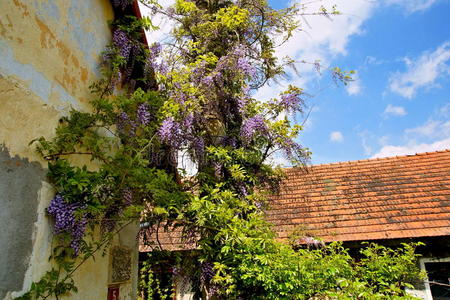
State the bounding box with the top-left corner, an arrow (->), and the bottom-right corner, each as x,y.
269,150 -> 450,243
140,150 -> 450,251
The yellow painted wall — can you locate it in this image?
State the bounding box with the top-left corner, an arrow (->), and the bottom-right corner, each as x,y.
0,1 -> 138,299
0,0 -> 113,160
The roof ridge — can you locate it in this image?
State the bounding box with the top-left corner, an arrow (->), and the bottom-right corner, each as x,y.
285,149 -> 450,171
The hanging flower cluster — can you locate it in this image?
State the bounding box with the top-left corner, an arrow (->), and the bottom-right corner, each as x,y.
240,114 -> 268,141
47,194 -> 87,255
113,29 -> 132,60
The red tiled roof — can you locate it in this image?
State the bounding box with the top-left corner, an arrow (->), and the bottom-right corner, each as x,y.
140,150 -> 450,252
267,150 -> 450,243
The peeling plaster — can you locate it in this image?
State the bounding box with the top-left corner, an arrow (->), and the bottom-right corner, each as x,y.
0,146 -> 44,300
0,39 -> 76,106
0,0 -> 113,108
33,0 -> 61,22
0,1 -> 138,299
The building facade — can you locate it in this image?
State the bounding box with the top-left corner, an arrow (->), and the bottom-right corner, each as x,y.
0,1 -> 139,299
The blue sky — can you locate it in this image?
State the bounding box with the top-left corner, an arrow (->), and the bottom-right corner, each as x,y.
262,0 -> 450,164
141,0 -> 450,165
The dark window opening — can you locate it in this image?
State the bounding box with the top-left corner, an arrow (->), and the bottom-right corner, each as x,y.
425,262 -> 450,300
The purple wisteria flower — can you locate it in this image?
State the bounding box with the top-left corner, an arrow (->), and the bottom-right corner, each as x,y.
117,112 -> 129,131
155,62 -> 169,75
158,116 -> 182,148
145,43 -> 162,73
240,115 -> 268,141
236,182 -> 248,197
117,111 -> 132,131
117,112 -> 136,136
221,135 -> 237,148
279,93 -> 302,112
137,103 -> 151,126
192,136 -> 205,161
183,113 -> 194,131
150,43 -> 162,57
113,29 -> 132,60
255,201 -> 262,210
47,194 -> 87,255
191,62 -> 207,83
170,90 -> 188,104
236,97 -> 247,112
237,57 -> 255,76
201,75 -> 214,88
201,262 -> 215,284
200,261 -> 219,295
213,72 -> 224,86
212,44 -> 254,81
233,45 -> 246,57
276,136 -> 307,163
158,113 -> 194,148
215,55 -> 230,73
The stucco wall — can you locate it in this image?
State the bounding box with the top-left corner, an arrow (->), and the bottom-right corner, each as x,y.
0,1 -> 138,299
0,147 -> 44,299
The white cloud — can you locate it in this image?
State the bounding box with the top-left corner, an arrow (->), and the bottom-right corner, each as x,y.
251,0 -> 376,122
372,103 -> 450,158
383,104 -> 407,117
278,0 -> 375,63
439,103 -> 450,117
371,138 -> 450,158
359,130 -> 373,155
378,135 -> 390,145
389,42 -> 450,99
383,0 -> 439,13
364,56 -> 385,67
346,77 -> 362,96
405,119 -> 450,139
330,131 -> 344,142
252,76 -> 309,103
138,0 -> 176,44
267,154 -> 291,167
405,120 -> 440,136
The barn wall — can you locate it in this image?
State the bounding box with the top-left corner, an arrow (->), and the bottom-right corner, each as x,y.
0,1 -> 138,299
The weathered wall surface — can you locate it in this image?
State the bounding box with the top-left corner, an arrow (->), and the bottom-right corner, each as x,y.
0,1 -> 138,299
0,147 -> 44,299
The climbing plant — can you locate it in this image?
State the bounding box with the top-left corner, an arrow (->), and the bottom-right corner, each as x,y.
19,0 -> 424,299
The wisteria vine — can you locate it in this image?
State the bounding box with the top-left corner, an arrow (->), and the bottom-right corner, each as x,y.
20,0 -> 425,299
